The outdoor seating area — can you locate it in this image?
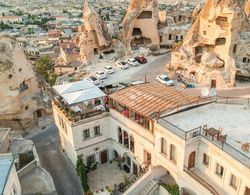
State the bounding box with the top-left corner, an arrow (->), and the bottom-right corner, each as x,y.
202,125 -> 227,144
52,80 -> 108,122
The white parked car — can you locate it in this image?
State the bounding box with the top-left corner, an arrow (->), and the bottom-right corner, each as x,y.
86,76 -> 100,85
95,71 -> 107,79
116,61 -> 129,70
104,66 -> 115,74
126,58 -> 139,67
156,74 -> 174,86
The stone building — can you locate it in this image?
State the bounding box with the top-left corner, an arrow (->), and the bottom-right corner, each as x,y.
78,0 -> 112,63
0,36 -> 49,129
170,0 -> 250,88
52,81 -> 250,195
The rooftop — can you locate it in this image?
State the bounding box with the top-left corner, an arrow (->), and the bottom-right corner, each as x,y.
53,80 -> 106,106
163,103 -> 250,157
109,83 -> 202,118
0,153 -> 14,194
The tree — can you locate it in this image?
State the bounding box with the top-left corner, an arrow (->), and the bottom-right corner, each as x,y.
2,12 -> 5,17
76,157 -> 90,193
35,55 -> 57,86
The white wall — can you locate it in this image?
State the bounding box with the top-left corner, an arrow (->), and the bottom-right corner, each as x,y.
3,165 -> 22,195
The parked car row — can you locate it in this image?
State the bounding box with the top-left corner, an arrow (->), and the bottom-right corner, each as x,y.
116,56 -> 147,70
86,56 -> 148,85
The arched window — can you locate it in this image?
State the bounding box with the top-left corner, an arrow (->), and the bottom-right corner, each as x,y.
170,144 -> 177,163
123,131 -> 129,149
161,138 -> 167,155
130,136 -> 134,153
118,127 -> 122,144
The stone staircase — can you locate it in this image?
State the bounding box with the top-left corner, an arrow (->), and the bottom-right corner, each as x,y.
140,179 -> 159,195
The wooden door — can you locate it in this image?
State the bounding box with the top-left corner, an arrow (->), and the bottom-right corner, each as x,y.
100,150 -> 108,164
144,150 -> 151,165
211,79 -> 216,88
133,163 -> 138,175
245,187 -> 250,195
188,151 -> 196,169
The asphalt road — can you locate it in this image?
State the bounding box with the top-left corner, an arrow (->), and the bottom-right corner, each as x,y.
90,53 -> 170,86
29,124 -> 83,195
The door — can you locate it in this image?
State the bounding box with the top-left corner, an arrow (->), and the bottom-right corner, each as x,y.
211,79 -> 216,88
100,150 -> 108,164
144,150 -> 151,165
188,151 -> 196,169
245,187 -> 250,195
133,163 -> 138,175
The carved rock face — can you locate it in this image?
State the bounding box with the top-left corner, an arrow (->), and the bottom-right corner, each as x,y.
0,36 -> 43,121
122,0 -> 159,51
170,0 -> 249,88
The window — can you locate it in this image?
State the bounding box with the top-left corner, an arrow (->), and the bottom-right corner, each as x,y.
87,155 -> 95,166
19,81 -> 29,93
94,126 -> 101,136
243,57 -> 247,63
170,144 -> 177,163
230,174 -> 238,189
203,31 -> 207,35
215,163 -> 224,177
168,34 -> 172,40
83,129 -> 90,139
203,153 -> 209,167
161,138 -> 167,155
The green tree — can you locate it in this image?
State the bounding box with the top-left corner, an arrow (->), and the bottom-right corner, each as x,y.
76,157 -> 90,193
35,55 -> 57,86
2,12 -> 5,17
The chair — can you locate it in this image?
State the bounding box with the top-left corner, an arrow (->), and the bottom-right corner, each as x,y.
241,143 -> 250,152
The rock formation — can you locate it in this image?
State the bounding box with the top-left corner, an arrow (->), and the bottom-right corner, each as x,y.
78,0 -> 111,63
122,0 -> 160,51
170,0 -> 250,88
0,36 -> 48,129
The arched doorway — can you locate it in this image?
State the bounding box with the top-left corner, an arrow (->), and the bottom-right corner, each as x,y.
188,151 -> 196,169
113,150 -> 119,160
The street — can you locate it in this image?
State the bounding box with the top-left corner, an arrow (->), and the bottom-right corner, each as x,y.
29,124 -> 83,195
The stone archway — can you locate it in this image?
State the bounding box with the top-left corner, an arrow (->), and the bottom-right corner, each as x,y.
188,151 -> 196,169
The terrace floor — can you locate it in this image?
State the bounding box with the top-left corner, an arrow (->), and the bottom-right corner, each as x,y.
88,161 -> 129,192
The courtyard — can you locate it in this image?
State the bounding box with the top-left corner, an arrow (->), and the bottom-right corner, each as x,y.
88,161 -> 130,193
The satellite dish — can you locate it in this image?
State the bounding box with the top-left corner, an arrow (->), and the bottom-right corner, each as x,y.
210,88 -> 217,97
201,88 -> 210,97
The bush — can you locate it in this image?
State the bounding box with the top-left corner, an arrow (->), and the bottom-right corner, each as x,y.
161,184 -> 180,195
35,55 -> 57,86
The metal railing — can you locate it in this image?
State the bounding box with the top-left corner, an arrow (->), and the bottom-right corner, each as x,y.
113,160 -> 151,193
159,119 -> 250,169
215,96 -> 250,105
184,166 -> 219,195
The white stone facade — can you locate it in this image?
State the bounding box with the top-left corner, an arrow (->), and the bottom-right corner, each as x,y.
52,101 -> 250,195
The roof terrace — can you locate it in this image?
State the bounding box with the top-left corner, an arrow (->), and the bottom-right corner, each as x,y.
52,80 -> 108,123
159,101 -> 250,168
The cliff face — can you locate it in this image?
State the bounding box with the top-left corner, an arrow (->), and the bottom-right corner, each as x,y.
170,0 -> 249,88
79,0 -> 111,62
122,0 -> 160,51
0,36 -> 46,127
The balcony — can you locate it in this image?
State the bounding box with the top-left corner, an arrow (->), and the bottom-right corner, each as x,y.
53,98 -> 108,123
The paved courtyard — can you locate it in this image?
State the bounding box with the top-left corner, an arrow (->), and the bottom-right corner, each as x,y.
88,162 -> 129,192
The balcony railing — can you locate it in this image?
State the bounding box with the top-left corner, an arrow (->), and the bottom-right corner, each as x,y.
113,160 -> 150,193
159,119 -> 250,169
53,99 -> 107,122
184,166 -> 219,195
